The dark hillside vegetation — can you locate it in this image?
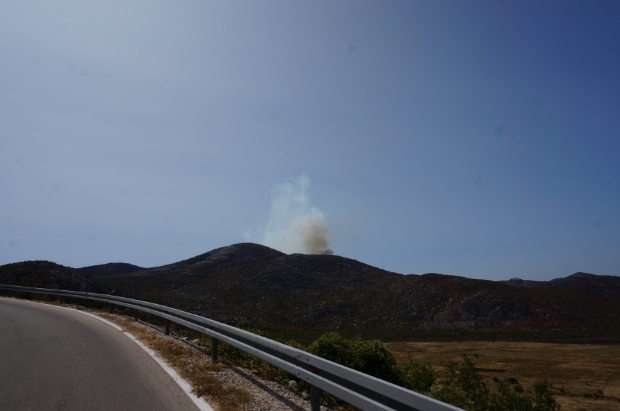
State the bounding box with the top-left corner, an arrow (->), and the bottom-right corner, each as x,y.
2,243 -> 618,342
80,262 -> 145,276
87,243 -> 620,343
0,260 -> 117,294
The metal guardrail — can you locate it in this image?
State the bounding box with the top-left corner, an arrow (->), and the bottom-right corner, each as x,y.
0,284 -> 462,411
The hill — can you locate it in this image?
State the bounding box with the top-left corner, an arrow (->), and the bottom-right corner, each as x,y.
0,260 -> 117,294
89,243 -> 620,342
500,272 -> 616,290
80,262 -> 145,276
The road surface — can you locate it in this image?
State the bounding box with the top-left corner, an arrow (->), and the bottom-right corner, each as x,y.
0,297 -> 203,411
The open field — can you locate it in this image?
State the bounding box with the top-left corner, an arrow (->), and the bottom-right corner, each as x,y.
386,340 -> 620,411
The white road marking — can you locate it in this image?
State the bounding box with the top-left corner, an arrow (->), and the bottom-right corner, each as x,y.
123,332 -> 214,411
0,297 -> 214,411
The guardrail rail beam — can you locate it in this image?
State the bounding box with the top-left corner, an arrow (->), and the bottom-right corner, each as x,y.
0,284 -> 464,411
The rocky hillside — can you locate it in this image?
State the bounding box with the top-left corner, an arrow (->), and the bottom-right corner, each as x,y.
89,243 -> 620,341
0,260 -> 117,294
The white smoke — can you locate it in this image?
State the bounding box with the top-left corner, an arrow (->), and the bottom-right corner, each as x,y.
249,175 -> 333,255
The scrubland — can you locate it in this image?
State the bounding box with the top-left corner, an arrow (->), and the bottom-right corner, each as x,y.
386,340 -> 620,411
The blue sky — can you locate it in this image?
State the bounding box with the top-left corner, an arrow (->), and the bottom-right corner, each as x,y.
1,1 -> 619,281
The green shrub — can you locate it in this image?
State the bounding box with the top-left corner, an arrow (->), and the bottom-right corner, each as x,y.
308,332 -> 399,384
399,356 -> 436,393
531,382 -> 560,410
430,355 -> 560,411
221,329 -> 560,411
488,379 -> 533,411
432,355 -> 490,411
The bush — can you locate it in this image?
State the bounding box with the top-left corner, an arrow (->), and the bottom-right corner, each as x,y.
432,355 -> 490,411
399,356 -> 436,393
308,332 -> 400,384
220,329 -> 560,411
431,355 -> 560,411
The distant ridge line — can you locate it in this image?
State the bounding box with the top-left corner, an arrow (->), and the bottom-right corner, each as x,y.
80,262 -> 146,276
500,272 -> 615,288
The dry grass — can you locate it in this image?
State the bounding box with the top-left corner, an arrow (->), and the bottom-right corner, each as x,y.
386,340 -> 620,411
101,314 -> 252,411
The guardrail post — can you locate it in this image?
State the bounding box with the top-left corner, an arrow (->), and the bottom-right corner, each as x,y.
134,309 -> 139,321
109,303 -> 114,314
211,338 -> 218,361
165,319 -> 171,335
311,385 -> 321,411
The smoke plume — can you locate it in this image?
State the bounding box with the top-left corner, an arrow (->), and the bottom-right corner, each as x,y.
251,175 -> 333,255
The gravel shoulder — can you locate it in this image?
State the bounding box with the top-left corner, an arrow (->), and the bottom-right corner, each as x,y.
104,313 -> 334,411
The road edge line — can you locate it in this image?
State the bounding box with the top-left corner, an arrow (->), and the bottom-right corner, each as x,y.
123,332 -> 214,411
0,297 -> 214,411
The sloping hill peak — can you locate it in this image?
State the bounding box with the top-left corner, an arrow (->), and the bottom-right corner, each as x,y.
142,243 -> 286,274
207,243 -> 284,259
568,272 -> 598,278
80,262 -> 145,276
174,243 -> 285,266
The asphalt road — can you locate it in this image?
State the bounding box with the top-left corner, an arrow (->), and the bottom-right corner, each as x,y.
0,298 -> 203,411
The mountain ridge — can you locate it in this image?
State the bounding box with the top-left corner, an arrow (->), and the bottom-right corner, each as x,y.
81,245 -> 617,285
84,243 -> 620,341
2,243 -> 619,342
